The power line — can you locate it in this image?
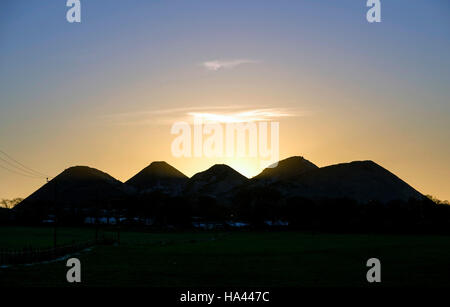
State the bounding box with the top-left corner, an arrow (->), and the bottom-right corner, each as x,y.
0,164 -> 44,179
0,156 -> 46,178
0,149 -> 49,178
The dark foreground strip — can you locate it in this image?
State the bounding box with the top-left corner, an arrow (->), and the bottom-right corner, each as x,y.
0,287 -> 441,305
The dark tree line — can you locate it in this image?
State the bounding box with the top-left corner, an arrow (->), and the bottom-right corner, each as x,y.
5,190 -> 450,234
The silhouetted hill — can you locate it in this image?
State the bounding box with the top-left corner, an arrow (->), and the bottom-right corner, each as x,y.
274,160 -> 424,203
12,157 -> 428,225
15,166 -> 128,214
185,164 -> 248,197
254,156 -> 318,181
125,161 -> 188,195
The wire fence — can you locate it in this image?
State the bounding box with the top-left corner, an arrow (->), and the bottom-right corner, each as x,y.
0,236 -> 116,266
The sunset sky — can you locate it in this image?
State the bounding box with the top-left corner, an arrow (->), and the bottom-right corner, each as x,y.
0,0 -> 449,201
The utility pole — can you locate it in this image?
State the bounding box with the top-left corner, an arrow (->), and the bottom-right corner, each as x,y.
95,188 -> 100,243
117,203 -> 121,245
52,178 -> 57,248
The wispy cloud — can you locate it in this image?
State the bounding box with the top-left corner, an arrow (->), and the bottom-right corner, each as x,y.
101,106 -> 303,126
101,105 -> 249,126
202,59 -> 258,71
102,105 -> 246,120
188,108 -> 295,123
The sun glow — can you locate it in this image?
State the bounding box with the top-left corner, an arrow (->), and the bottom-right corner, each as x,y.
221,158 -> 269,178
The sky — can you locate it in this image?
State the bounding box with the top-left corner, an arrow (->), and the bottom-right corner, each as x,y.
0,0 -> 449,201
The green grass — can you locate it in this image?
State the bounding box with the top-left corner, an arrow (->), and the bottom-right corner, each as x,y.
0,226 -> 97,248
1,228 -> 450,287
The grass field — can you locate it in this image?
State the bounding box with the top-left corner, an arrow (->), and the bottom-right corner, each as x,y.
0,227 -> 97,248
1,227 -> 450,287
